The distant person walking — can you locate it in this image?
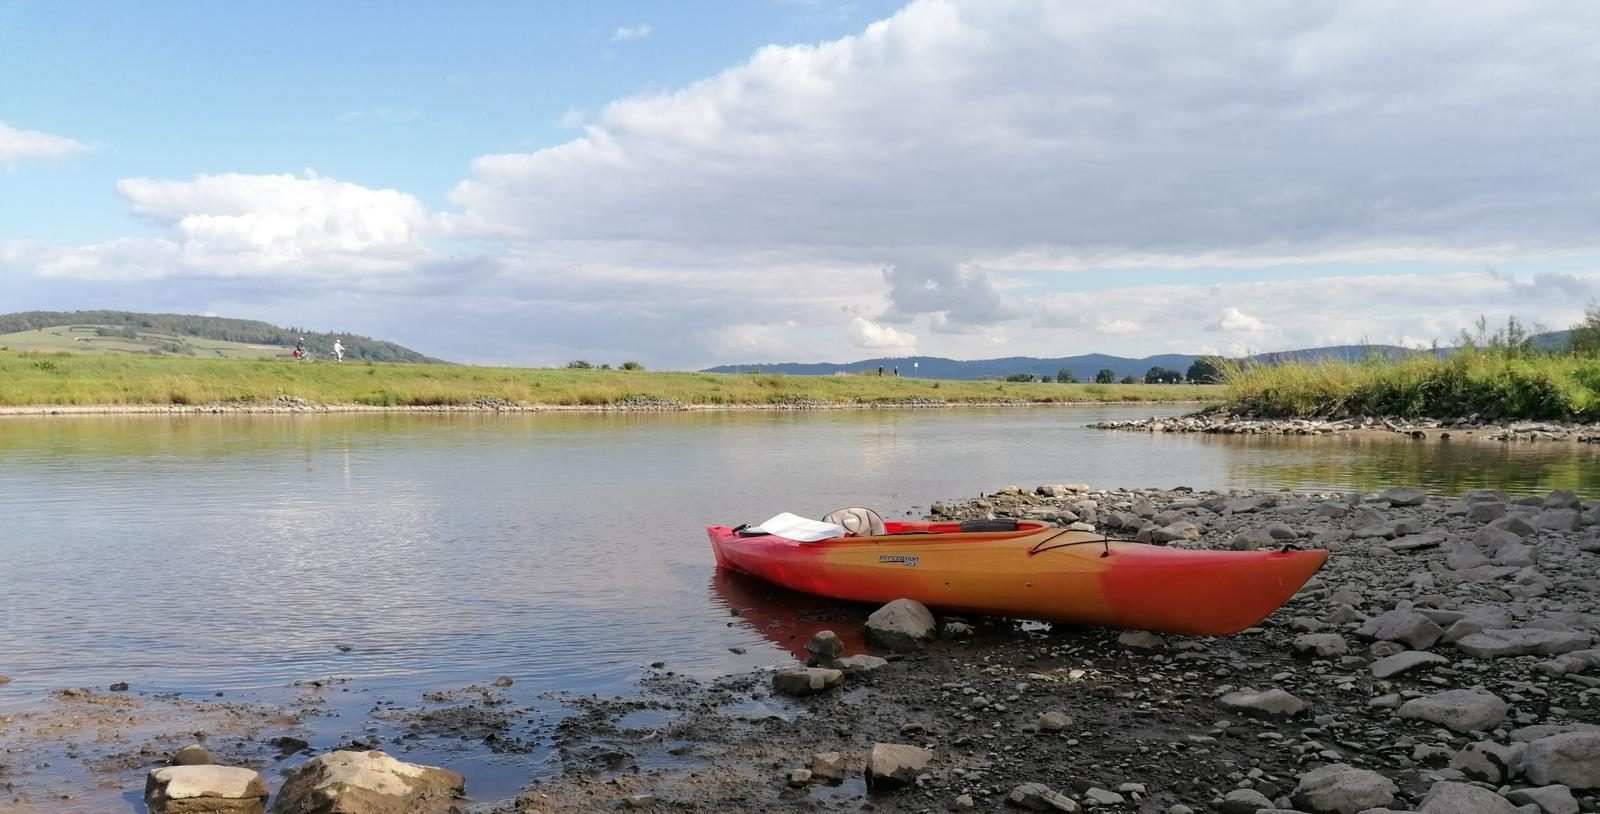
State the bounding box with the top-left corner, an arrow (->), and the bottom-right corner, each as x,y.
333,338 -> 344,362
294,337 -> 305,360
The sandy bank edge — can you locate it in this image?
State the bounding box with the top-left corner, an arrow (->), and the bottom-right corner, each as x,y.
0,399 -> 1212,417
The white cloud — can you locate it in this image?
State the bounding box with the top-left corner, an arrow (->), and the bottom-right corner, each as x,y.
556,108 -> 588,129
848,316 -> 917,350
1093,319 -> 1140,335
18,172 -> 432,281
448,0 -> 1600,337
611,24 -> 652,42
11,1 -> 1600,367
0,121 -> 88,163
1207,307 -> 1267,333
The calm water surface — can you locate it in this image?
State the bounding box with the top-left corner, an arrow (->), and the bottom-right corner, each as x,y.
2,406 -> 1598,803
4,405 -> 1600,698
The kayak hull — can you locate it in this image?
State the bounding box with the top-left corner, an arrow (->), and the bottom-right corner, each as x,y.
707,521 -> 1327,636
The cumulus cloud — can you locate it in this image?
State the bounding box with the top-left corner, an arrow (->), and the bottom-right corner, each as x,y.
446,0 -> 1600,332
556,108 -> 588,129
1094,319 -> 1140,335
11,1 -> 1600,366
848,316 -> 917,350
611,24 -> 652,41
1207,307 -> 1267,333
17,172 -> 434,281
0,121 -> 88,163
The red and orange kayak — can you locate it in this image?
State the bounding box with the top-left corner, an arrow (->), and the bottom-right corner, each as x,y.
707,519 -> 1328,636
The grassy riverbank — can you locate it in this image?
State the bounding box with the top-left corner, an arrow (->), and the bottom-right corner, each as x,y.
0,351 -> 1221,408
1225,350 -> 1600,421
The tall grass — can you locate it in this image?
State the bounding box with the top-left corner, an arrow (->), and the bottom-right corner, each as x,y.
0,351 -> 1224,408
1224,349 -> 1600,421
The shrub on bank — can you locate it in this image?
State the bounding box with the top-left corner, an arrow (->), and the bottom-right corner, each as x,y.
1225,350 -> 1600,421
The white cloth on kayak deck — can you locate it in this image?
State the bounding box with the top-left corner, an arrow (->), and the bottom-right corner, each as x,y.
752,512 -> 848,542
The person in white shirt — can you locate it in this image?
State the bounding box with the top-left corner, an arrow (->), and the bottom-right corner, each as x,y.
333,338 -> 344,362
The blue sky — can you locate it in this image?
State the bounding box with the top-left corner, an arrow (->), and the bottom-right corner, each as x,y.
4,1 -> 1600,367
1,1 -> 902,243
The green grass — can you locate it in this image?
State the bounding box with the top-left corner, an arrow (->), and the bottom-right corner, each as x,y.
0,325 -> 289,359
1224,350 -> 1600,421
0,351 -> 1224,408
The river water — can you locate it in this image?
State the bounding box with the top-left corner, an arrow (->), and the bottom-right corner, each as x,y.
1,405 -> 1597,805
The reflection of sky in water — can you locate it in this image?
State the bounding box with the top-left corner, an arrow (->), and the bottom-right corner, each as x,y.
1,407 -> 1598,704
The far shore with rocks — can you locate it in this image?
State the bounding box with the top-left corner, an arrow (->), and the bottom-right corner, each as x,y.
1092,412 -> 1600,443
5,483 -> 1600,814
0,395 -> 1204,417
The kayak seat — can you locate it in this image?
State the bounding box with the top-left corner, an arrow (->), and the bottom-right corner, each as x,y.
822,507 -> 887,537
958,518 -> 1020,533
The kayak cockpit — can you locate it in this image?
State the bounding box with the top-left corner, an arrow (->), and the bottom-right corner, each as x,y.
733,512 -> 1049,542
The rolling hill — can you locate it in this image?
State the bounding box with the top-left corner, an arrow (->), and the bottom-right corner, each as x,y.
0,310 -> 443,363
701,339 -> 1586,381
703,354 -> 1198,382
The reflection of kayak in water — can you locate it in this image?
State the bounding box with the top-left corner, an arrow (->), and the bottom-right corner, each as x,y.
708,514 -> 1328,637
709,569 -> 870,661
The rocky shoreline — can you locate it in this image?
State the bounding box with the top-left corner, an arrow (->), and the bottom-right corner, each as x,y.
1091,413 -> 1600,443
0,395 -> 1202,417
5,484 -> 1600,813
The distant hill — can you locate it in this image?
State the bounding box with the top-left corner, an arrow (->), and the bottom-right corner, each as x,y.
701,336 -> 1575,382
703,353 -> 1200,382
1244,344 -> 1422,366
0,310 -> 443,363
1533,330 -> 1573,351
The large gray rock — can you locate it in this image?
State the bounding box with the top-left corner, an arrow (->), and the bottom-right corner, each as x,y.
1490,514 -> 1539,538
1536,509 -> 1582,532
270,750 -> 464,814
834,654 -> 888,675
1082,788 -> 1123,806
1493,539 -> 1536,567
1445,541 -> 1492,570
1370,650 -> 1448,679
1442,606 -> 1517,644
1417,780 -> 1517,813
1038,710 -> 1072,732
1118,630 -> 1166,651
1455,628 -> 1594,658
865,742 -> 932,790
1386,532 -> 1446,551
866,598 -> 937,651
1290,763 -> 1398,813
173,744 -> 215,766
1230,528 -> 1276,551
1219,687 -> 1306,719
1151,521 -> 1201,544
1380,486 -> 1428,507
1397,689 -> 1507,733
1505,785 -> 1579,814
1450,740 -> 1521,784
809,751 -> 847,783
1470,501 -> 1509,523
1006,782 -> 1082,812
1543,490 -> 1582,509
1226,495 -> 1277,514
1218,788 -> 1274,814
773,666 -> 844,695
1511,723 -> 1600,743
804,630 -> 844,660
147,766 -> 268,814
1358,610 -> 1444,649
1477,526 -> 1529,554
1523,732 -> 1600,789
1293,633 -> 1349,658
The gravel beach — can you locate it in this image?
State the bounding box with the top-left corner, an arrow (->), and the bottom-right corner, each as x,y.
5,483 -> 1599,813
